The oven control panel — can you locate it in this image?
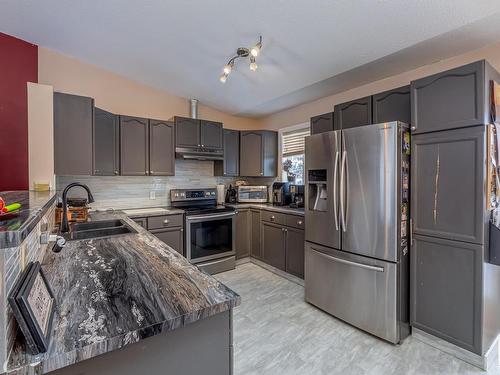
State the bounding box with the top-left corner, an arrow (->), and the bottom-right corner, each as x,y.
171,188 -> 217,202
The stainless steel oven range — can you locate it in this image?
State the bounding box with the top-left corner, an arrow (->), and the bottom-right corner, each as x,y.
170,188 -> 236,274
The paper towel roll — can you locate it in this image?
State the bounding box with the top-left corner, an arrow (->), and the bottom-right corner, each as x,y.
217,185 -> 225,205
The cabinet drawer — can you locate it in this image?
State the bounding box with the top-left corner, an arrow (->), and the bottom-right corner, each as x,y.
285,214 -> 305,230
261,210 -> 286,225
147,214 -> 184,230
132,217 -> 147,228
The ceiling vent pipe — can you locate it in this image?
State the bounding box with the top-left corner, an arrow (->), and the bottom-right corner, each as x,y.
189,99 -> 199,119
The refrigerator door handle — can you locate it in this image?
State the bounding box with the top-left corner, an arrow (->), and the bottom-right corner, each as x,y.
311,247 -> 385,272
340,150 -> 347,232
333,151 -> 339,231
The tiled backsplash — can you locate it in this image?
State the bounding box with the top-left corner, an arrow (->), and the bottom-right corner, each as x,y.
56,160 -> 246,210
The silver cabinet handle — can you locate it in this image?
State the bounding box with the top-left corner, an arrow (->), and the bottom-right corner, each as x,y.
333,151 -> 339,231
340,150 -> 347,232
270,215 -> 275,222
297,220 -> 303,226
114,170 -> 119,175
411,126 -> 416,131
163,219 -> 169,225
180,228 -> 184,232
311,248 -> 384,272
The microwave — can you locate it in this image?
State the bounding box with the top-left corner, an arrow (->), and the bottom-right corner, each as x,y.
237,186 -> 268,203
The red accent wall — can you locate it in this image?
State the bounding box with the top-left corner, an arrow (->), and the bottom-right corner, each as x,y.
0,33 -> 37,191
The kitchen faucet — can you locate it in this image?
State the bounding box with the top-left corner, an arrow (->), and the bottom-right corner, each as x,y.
60,182 -> 95,233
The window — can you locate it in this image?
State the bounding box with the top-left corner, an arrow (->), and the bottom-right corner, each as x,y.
281,126 -> 310,184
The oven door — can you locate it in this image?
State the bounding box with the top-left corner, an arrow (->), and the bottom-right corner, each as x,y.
186,211 -> 236,263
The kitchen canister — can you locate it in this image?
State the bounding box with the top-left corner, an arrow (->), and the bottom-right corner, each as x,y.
216,185 -> 225,205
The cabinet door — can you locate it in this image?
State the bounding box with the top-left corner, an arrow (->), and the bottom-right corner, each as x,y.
54,93 -> 94,175
93,107 -> 119,176
262,131 -> 278,177
411,61 -> 486,134
200,120 -> 223,149
411,126 -> 486,244
235,209 -> 250,259
250,209 -> 262,259
262,222 -> 286,270
285,227 -> 304,278
411,235 -> 482,354
240,132 -> 263,176
149,119 -> 175,176
310,112 -> 334,134
150,228 -> 184,255
120,116 -> 149,176
132,217 -> 147,228
175,117 -> 200,148
215,129 -> 239,176
372,86 -> 410,124
334,96 -> 372,129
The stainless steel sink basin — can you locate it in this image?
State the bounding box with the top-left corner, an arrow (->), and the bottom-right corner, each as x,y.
65,219 -> 136,241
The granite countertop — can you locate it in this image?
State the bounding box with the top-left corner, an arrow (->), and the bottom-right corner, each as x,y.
7,212 -> 240,375
225,203 -> 305,216
0,191 -> 57,249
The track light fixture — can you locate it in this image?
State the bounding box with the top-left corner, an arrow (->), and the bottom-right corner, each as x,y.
219,36 -> 262,83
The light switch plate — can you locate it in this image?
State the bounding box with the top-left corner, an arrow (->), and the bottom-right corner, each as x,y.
150,191 -> 156,200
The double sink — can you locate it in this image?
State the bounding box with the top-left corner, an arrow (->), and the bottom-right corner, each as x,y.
64,219 -> 136,241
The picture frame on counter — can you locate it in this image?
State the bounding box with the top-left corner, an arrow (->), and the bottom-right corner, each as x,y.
8,261 -> 56,354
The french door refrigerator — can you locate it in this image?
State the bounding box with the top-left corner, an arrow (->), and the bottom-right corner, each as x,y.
304,121 -> 411,344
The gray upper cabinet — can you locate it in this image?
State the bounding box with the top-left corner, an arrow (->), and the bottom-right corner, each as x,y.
54,93 -> 94,175
149,119 -> 175,176
334,96 -> 372,129
240,131 -> 277,177
93,107 -> 119,176
174,117 -> 200,148
120,116 -> 149,176
215,129 -> 239,176
200,120 -> 223,149
372,85 -> 411,124
310,112 -> 335,134
411,61 -> 490,134
411,126 -> 486,244
411,235 -> 483,354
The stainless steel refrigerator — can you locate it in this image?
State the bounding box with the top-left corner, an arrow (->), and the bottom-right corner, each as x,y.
304,121 -> 410,344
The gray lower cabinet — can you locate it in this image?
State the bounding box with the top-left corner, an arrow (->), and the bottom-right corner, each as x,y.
240,131 -> 278,177
262,221 -> 286,271
285,227 -> 305,278
132,217 -> 147,228
54,92 -> 94,175
149,119 -> 175,176
93,107 -> 119,176
334,96 -> 372,129
235,209 -> 250,259
410,234 -> 482,354
150,228 -> 184,255
410,60 -> 495,134
250,209 -> 262,259
411,126 -> 486,244
120,116 -> 149,176
310,112 -> 335,134
215,129 -> 239,176
372,85 -> 410,125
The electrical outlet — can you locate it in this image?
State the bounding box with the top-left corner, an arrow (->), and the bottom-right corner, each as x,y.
150,191 -> 156,200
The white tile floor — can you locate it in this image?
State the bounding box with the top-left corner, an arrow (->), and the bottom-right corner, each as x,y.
216,263 -> 500,375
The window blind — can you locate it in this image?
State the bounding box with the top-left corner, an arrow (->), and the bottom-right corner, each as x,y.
282,127 -> 310,157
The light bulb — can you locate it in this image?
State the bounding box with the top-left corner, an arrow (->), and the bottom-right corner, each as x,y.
249,56 -> 258,71
223,64 -> 232,75
250,45 -> 260,57
219,73 -> 227,83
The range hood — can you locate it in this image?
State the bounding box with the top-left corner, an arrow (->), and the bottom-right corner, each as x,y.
176,147 -> 224,161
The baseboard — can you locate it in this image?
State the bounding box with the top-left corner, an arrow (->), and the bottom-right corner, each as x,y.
412,327 -> 499,370
249,258 -> 304,286
235,257 -> 251,266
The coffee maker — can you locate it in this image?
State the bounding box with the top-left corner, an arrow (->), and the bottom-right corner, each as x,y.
289,184 -> 304,208
272,182 -> 291,206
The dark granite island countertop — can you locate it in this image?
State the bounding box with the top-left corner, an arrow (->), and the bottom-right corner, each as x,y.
0,191 -> 57,248
7,212 -> 240,374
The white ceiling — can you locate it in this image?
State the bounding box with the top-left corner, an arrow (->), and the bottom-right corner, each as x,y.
2,0 -> 500,117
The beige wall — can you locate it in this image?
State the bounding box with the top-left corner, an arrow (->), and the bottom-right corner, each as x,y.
259,41 -> 500,130
28,82 -> 55,190
38,47 -> 260,130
